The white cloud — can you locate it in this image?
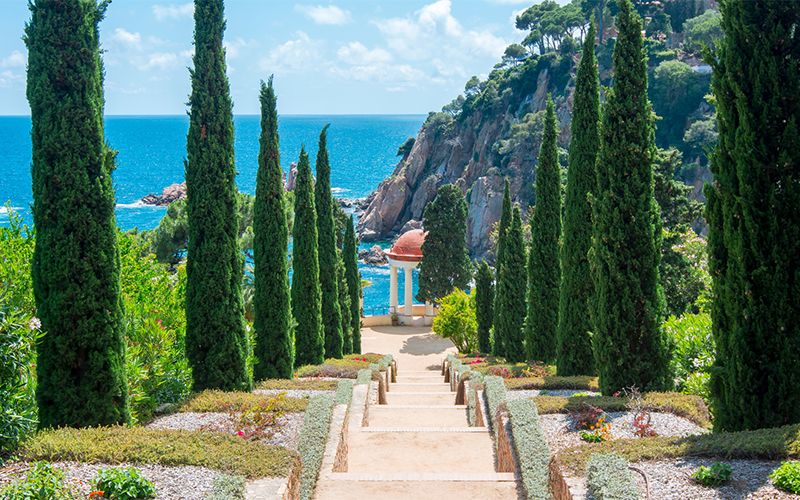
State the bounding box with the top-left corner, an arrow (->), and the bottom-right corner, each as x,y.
153,3 -> 194,21
296,5 -> 352,25
224,38 -> 254,60
486,0 -> 531,4
1,50 -> 25,68
332,42 -> 425,90
112,28 -> 142,48
337,42 -> 391,65
260,32 -> 321,73
139,50 -> 191,71
0,70 -> 22,88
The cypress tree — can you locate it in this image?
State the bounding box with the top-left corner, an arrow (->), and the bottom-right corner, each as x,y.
417,184 -> 471,303
591,0 -> 668,395
26,0 -> 129,428
494,206 -> 527,362
557,22 -> 600,376
253,77 -> 293,380
343,216 -> 362,354
293,148 -> 324,366
337,254 -> 353,355
314,126 -> 343,359
526,96 -> 562,363
706,0 -> 800,431
491,180 -> 512,357
475,261 -> 495,354
184,0 -> 250,392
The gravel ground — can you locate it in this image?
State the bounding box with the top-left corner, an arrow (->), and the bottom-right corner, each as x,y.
507,389 -> 601,400
254,389 -> 333,399
147,411 -> 306,450
540,411 -> 706,455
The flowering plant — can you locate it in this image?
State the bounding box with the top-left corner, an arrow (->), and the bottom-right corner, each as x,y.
579,416 -> 611,442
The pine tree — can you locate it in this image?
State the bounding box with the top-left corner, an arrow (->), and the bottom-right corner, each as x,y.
475,261 -> 495,354
495,206 -> 527,362
343,216 -> 362,354
557,23 -> 599,376
591,0 -> 668,395
253,77 -> 293,380
417,184 -> 471,303
314,126 -> 343,359
526,96 -> 562,363
184,0 -> 250,392
293,148 -> 325,366
492,180 -> 512,357
337,253 -> 353,355
26,0 -> 129,428
706,0 -> 800,431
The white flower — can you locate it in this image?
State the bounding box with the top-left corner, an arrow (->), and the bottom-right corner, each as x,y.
29,317 -> 41,330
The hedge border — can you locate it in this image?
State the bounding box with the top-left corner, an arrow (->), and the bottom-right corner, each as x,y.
297,393 -> 336,500
483,376 -> 507,431
586,453 -> 639,500
507,398 -> 552,499
334,380 -> 354,405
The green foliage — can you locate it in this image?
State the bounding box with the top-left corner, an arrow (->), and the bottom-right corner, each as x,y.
342,217 -> 362,354
336,255 -> 353,355
770,461 -> 800,494
292,148 -> 324,366
179,390 -> 308,414
664,312 -> 713,401
185,0 -> 250,392
504,376 -> 598,391
683,10 -> 722,55
590,0 -> 669,395
396,137 -> 415,158
516,0 -> 587,55
334,380 -> 354,405
526,96 -> 561,363
255,379 -> 338,391
586,454 -> 638,500
474,261 -> 494,354
492,181 -> 512,357
207,475 -> 246,500
649,60 -> 710,149
495,206 -> 527,362
417,184 -> 471,303
433,289 -> 477,354
558,23 -> 598,377
93,467 -> 155,500
0,462 -> 76,500
691,462 -> 732,487
297,393 -> 335,500
482,376 -> 508,428
253,77 -> 293,380
706,0 -> 800,431
506,398 -> 551,499
26,0 -> 130,428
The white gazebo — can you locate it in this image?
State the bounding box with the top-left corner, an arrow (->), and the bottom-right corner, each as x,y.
385,229 -> 435,326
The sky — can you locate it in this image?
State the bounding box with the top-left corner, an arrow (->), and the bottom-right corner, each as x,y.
0,0 -> 541,115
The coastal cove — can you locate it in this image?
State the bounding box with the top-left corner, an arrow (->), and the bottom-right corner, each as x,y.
0,114 -> 425,313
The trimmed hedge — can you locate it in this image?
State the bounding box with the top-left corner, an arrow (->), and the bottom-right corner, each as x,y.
207,474 -> 246,499
507,398 -> 552,499
298,393 -> 336,500
483,376 -> 508,430
335,380 -> 354,405
180,390 -> 308,413
504,376 -> 598,391
356,369 -> 372,385
586,454 -> 638,500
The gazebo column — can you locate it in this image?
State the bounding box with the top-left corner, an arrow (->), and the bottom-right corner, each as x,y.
404,267 -> 413,316
389,265 -> 398,313
425,301 -> 433,316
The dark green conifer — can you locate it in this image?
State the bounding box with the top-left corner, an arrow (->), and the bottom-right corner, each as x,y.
557,23 -> 599,376
491,180 -> 512,357
591,0 -> 668,395
494,206 -> 527,362
337,254 -> 353,355
526,96 -> 562,363
26,0 -> 130,428
314,126 -> 343,359
706,0 -> 800,431
253,77 -> 293,380
475,261 -> 495,354
184,0 -> 250,392
293,148 -> 324,366
343,216 -> 362,354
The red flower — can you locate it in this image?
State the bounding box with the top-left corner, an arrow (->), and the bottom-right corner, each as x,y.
89,492 -> 105,498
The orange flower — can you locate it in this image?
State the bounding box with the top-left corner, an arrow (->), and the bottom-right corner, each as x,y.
89,491 -> 105,498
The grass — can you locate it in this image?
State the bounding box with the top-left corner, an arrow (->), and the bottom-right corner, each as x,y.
558,423 -> 800,475
19,427 -> 299,479
505,375 -> 599,391
180,390 -> 309,413
534,392 -> 712,428
255,379 -> 339,391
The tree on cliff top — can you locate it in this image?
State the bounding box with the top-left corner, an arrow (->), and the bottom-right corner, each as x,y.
417,184 -> 471,303
253,77 -> 293,380
26,0 -> 130,427
343,216 -> 362,354
494,205 -> 527,363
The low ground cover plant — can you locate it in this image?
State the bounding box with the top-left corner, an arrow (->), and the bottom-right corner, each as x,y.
206,474 -> 246,499
580,416 -> 612,443
691,462 -> 732,486
505,375 -> 599,391
770,461 -> 800,494
297,393 -> 336,500
179,390 -> 307,414
93,466 -> 155,499
294,353 -> 385,379
255,379 -> 338,391
586,454 -> 638,500
0,461 -> 75,499
233,393 -> 287,441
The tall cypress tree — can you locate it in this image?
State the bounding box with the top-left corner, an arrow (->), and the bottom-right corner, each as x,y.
26,0 -> 129,428
706,0 -> 800,431
314,126 -> 343,359
591,0 -> 668,395
492,180 -> 512,357
253,77 -> 293,380
343,216 -> 362,354
495,206 -> 527,362
557,23 -> 599,376
184,0 -> 250,392
475,261 -> 495,354
526,96 -> 562,363
337,254 -> 353,355
293,148 -> 325,366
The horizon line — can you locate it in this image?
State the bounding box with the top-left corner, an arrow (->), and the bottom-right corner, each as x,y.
0,113 -> 429,118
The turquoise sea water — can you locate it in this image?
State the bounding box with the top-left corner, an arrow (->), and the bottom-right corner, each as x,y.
0,115 -> 425,313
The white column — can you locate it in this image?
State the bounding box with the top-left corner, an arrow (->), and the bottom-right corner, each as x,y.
404,267 -> 413,316
425,301 -> 434,316
389,265 -> 398,313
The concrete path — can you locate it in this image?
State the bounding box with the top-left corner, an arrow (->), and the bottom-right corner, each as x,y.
314,326 -> 522,499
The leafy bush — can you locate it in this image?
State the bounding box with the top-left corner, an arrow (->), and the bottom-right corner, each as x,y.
770,461 -> 800,494
691,462 -> 732,487
586,454 -> 638,500
93,467 -> 155,499
180,390 -> 307,414
206,474 -> 246,500
432,289 -> 477,353
506,398 -> 550,499
233,393 -> 288,441
297,393 -> 336,500
0,461 -> 76,499
664,312 -> 714,400
683,9 -> 722,55
580,416 -> 611,443
569,404 -> 605,430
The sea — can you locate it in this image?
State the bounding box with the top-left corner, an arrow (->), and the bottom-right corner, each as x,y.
0,115 -> 425,315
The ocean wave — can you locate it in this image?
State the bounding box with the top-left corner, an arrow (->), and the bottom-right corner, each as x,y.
116,201 -> 164,209
0,206 -> 22,214
330,187 -> 349,194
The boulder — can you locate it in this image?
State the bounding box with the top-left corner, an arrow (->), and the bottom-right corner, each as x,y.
358,245 -> 388,266
399,219 -> 423,234
140,182 -> 187,206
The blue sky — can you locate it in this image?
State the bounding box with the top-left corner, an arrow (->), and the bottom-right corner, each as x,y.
0,0 -> 540,115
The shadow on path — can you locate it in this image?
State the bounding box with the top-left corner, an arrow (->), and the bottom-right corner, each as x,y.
400,333 -> 452,356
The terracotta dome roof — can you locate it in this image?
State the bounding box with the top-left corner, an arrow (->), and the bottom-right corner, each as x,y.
386,229 -> 426,262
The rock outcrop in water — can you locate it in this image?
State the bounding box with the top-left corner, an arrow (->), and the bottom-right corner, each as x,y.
141,182 -> 187,206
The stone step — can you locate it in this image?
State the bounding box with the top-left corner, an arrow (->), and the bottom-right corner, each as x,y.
368,406 -> 470,427
385,392 -> 456,406
391,383 -> 452,393
314,477 -> 521,500
395,375 -> 445,383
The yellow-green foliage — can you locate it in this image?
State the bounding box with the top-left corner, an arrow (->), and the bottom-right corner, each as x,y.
255,379 -> 338,391
504,376 -> 599,391
433,289 -> 477,353
19,427 -> 299,479
180,391 -> 308,413
294,353 -> 385,379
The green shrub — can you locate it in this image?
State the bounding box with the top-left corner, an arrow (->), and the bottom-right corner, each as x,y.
294,364 -> 359,379
298,393 -> 336,500
504,376 -> 598,391
255,379 -> 338,391
334,380 -> 354,405
432,289 -> 477,353
93,467 -> 155,499
586,454 -> 638,500
356,369 -> 372,385
180,391 -> 308,413
483,376 -> 507,429
770,461 -> 800,494
0,461 -> 76,499
506,399 -> 551,499
663,312 -> 713,400
691,462 -> 732,487
206,474 -> 246,500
